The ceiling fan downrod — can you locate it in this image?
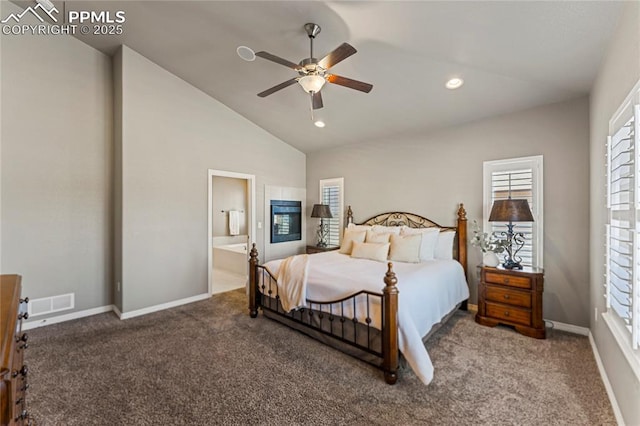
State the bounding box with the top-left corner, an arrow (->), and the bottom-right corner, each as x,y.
304,23 -> 321,61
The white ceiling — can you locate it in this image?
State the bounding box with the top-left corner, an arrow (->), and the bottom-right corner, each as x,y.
63,1 -> 622,153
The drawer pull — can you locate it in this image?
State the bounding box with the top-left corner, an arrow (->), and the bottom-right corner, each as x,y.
504,278 -> 510,284
504,311 -> 510,316
504,294 -> 510,300
15,410 -> 28,421
13,365 -> 28,378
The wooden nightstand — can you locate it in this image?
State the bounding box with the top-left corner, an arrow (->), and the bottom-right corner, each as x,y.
475,266 -> 545,339
306,245 -> 339,254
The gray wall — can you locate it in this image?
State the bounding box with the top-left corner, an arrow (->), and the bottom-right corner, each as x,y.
589,2 -> 640,424
1,2 -> 113,318
115,46 -> 305,313
307,96 -> 590,327
212,176 -> 248,238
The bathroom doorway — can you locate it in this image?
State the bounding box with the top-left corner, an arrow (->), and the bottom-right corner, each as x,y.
208,169 -> 256,296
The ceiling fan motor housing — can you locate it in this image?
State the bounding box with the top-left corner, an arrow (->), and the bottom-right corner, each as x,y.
298,58 -> 324,76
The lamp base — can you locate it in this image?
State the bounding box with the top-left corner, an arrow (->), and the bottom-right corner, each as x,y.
502,259 -> 523,270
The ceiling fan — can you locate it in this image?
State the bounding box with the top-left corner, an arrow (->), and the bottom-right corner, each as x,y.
255,23 -> 373,110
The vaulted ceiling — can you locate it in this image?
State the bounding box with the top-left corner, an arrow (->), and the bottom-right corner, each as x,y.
59,1 -> 623,152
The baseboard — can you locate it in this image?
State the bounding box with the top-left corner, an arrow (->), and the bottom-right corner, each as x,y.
589,332 -> 625,426
467,303 -> 478,313
22,293 -> 211,328
112,304 -> 122,319
22,305 -> 114,330
118,293 -> 210,320
546,319 -> 589,336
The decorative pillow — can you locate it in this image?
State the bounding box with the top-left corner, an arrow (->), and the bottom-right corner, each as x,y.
435,231 -> 456,260
365,230 -> 392,244
400,227 -> 440,261
389,234 -> 422,263
347,223 -> 372,232
371,225 -> 402,235
350,242 -> 390,262
339,229 -> 367,254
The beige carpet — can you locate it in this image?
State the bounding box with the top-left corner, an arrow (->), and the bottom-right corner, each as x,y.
24,289 -> 615,425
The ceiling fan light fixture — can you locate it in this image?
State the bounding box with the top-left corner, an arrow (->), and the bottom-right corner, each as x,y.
299,75 -> 326,93
445,77 -> 464,90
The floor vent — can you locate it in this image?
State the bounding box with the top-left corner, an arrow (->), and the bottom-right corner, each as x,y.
28,293 -> 75,317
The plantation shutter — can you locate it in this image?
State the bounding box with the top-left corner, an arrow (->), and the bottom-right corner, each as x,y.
606,104 -> 640,349
490,169 -> 535,267
320,178 -> 344,247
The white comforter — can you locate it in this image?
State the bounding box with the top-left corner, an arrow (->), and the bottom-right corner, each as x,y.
262,251 -> 469,384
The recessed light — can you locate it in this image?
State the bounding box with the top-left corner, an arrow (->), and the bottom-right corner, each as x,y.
445,78 -> 464,90
237,46 -> 255,62
314,120 -> 325,128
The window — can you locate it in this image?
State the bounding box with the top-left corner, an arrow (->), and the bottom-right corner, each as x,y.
319,178 -> 344,247
605,79 -> 640,358
483,156 -> 544,268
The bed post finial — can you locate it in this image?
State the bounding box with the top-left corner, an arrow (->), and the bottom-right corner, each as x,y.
382,262 -> 399,384
249,243 -> 259,318
458,203 -> 467,221
384,262 -> 398,288
346,205 -> 353,226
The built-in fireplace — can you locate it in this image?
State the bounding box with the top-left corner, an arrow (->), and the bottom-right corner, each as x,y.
270,200 -> 302,243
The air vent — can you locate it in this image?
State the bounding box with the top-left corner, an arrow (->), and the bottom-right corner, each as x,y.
28,293 -> 74,317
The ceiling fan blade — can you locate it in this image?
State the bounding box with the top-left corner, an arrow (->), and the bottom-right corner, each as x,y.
257,78 -> 299,97
317,43 -> 357,70
327,74 -> 373,93
312,91 -> 323,110
255,51 -> 303,71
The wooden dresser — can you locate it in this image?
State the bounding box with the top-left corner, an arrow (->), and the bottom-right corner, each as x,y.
475,266 -> 545,339
1,275 -> 30,425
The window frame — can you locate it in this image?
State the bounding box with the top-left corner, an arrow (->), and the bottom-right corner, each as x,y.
319,177 -> 344,247
603,78 -> 640,381
483,155 -> 544,268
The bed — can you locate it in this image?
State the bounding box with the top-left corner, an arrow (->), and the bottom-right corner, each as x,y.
248,204 -> 469,385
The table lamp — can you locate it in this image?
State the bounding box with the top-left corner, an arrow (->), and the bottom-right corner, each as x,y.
311,204 -> 333,247
488,199 -> 534,269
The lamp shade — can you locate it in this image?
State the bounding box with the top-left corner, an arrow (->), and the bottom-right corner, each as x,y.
311,204 -> 333,219
488,199 -> 534,222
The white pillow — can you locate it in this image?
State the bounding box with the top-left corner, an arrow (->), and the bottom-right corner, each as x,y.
389,233 -> 422,263
371,225 -> 402,235
339,229 -> 367,255
365,230 -> 392,244
435,231 -> 456,260
351,241 -> 390,262
400,227 -> 440,261
347,223 -> 372,232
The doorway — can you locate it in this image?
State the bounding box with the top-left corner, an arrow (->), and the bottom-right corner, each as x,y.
208,169 -> 256,296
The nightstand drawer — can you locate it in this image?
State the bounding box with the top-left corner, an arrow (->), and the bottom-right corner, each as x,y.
485,302 -> 531,326
485,271 -> 531,289
485,285 -> 532,308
